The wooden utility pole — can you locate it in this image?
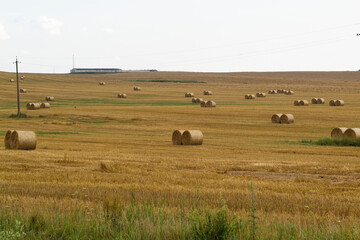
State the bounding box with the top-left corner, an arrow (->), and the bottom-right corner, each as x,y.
14,57 -> 21,116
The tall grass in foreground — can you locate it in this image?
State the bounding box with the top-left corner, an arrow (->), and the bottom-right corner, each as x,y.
0,190 -> 359,239
301,138 -> 360,147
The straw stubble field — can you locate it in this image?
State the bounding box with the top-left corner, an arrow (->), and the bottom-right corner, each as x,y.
0,71 -> 360,236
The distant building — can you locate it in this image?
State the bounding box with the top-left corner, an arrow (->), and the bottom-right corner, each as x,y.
70,68 -> 122,74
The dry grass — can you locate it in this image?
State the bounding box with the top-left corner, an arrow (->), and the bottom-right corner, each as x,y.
0,71 -> 360,228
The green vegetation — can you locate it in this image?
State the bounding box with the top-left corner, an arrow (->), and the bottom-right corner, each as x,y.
128,79 -> 207,83
9,113 -> 27,118
35,131 -> 79,136
55,98 -> 192,107
0,201 -> 359,239
300,138 -> 360,147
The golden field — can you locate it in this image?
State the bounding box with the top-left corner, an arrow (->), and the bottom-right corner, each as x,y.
0,70 -> 360,227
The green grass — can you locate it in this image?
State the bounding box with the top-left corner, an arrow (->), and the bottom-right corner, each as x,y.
0,201 -> 359,240
128,79 -> 207,83
35,131 -> 79,136
300,138 -> 360,147
54,98 -> 193,107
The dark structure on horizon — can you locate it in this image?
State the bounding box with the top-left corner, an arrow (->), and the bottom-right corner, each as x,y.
70,68 -> 122,74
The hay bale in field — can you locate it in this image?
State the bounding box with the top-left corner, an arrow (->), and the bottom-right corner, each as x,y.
280,114 -> 294,124
246,94 -> 255,99
245,94 -> 249,99
185,92 -> 194,97
285,90 -> 294,95
45,96 -> 55,101
196,98 -> 203,103
30,103 -> 41,110
311,98 -> 318,104
10,79 -> 14,82
205,100 -> 216,107
271,114 -> 283,123
299,100 -> 309,106
293,100 -> 300,106
331,127 -> 348,138
335,100 -> 344,106
181,130 -> 203,145
204,90 -> 212,95
277,89 -> 283,93
20,89 -> 27,93
201,101 -> 207,107
256,93 -> 266,97
329,100 -> 336,106
192,98 -> 198,103
10,131 -> 36,150
172,130 -> 185,145
317,98 -> 325,104
20,76 -> 25,80
26,103 -> 32,110
134,87 -> 141,91
4,130 -> 14,149
344,128 -> 360,139
40,102 -> 50,108
118,93 -> 127,98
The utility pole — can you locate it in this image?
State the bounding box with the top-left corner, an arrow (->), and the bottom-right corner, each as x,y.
13,57 -> 21,116
72,54 -> 75,69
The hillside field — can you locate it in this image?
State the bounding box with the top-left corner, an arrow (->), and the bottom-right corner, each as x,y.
0,71 -> 360,238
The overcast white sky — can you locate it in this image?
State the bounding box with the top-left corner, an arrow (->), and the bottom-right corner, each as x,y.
0,0 -> 359,73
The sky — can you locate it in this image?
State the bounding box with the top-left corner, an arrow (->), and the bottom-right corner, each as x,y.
0,0 -> 359,73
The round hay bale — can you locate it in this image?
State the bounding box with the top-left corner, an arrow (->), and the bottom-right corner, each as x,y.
5,130 -> 14,149
20,89 -> 27,93
201,101 -> 207,107
331,127 -> 348,138
344,128 -> 360,139
172,130 -> 185,145
277,89 -> 283,93
286,90 -> 294,95
26,103 -> 32,110
192,98 -> 198,103
329,100 -> 336,106
181,130 -> 203,145
293,100 -> 300,106
196,98 -> 203,103
45,96 -> 55,101
30,103 -> 41,110
134,87 -> 141,91
271,114 -> 283,123
268,90 -> 273,94
249,94 -> 255,99
205,100 -> 216,107
335,100 -> 344,106
245,94 -> 249,99
118,93 -> 127,98
10,79 -> 14,82
206,91 -> 212,95
311,98 -> 318,104
10,131 -> 36,150
299,100 -> 309,106
40,102 -> 50,108
20,76 -> 25,80
317,98 -> 325,104
280,114 -> 294,124
185,92 -> 194,97
256,93 -> 261,97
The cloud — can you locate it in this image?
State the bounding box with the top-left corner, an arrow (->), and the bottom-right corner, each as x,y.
0,24 -> 9,39
103,28 -> 115,34
37,16 -> 62,35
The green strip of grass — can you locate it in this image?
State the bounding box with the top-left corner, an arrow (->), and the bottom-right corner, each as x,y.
300,138 -> 360,147
55,98 -> 193,107
128,79 -> 207,83
35,131 -> 79,136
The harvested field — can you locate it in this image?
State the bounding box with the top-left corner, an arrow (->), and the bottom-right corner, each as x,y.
0,71 -> 360,233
